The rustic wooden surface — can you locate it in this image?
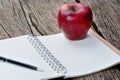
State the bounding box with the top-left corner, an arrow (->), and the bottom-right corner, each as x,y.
79,0 -> 120,50
0,0 -> 119,80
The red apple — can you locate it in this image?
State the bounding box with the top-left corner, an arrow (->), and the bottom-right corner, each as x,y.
58,3 -> 93,40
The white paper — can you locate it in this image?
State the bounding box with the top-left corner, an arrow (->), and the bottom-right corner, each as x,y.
38,33 -> 120,78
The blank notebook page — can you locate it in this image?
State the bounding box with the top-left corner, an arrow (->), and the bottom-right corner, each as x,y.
38,33 -> 120,78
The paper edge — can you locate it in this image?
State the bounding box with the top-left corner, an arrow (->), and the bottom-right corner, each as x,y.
90,29 -> 120,56
64,61 -> 120,78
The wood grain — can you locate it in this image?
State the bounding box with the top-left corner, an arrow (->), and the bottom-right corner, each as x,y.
79,0 -> 120,50
0,0 -> 31,39
19,0 -> 75,35
0,0 -> 119,80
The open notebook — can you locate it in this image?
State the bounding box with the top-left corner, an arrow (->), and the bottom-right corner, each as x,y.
0,30 -> 120,80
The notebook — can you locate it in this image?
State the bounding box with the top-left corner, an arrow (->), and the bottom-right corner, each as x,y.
0,30 -> 120,80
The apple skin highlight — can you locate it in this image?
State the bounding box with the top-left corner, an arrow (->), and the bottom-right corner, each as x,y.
58,3 -> 93,40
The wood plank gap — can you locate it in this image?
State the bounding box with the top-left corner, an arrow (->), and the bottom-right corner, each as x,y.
92,22 -> 105,39
18,0 -> 34,35
28,13 -> 44,35
75,0 -> 81,3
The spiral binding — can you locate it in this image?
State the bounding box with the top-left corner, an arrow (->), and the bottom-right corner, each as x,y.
27,34 -> 67,74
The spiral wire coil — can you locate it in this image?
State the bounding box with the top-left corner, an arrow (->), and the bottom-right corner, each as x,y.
27,35 -> 67,74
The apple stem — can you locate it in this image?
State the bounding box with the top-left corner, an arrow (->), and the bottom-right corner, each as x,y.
75,0 -> 80,3
71,6 -> 77,12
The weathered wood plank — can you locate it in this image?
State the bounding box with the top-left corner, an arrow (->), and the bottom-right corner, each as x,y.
0,0 -> 32,39
19,0 -> 75,36
79,0 -> 120,50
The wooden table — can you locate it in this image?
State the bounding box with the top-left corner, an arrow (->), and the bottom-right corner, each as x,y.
0,0 -> 120,80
